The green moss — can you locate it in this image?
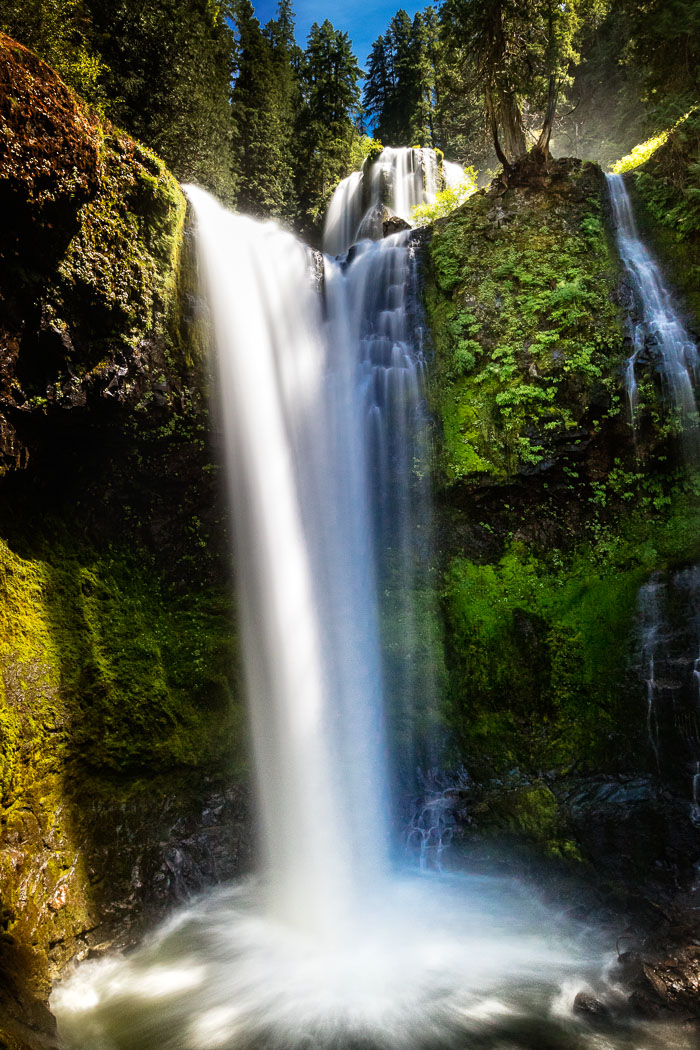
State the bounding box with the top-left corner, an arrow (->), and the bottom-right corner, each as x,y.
0,528 -> 243,789
442,491 -> 700,778
424,165 -> 625,482
44,127 -> 186,366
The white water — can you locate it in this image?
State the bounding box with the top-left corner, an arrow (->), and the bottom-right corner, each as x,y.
180,187 -> 389,931
606,173 -> 699,426
52,173 -> 697,1050
323,146 -> 461,257
443,159 -> 466,189
610,175 -> 700,814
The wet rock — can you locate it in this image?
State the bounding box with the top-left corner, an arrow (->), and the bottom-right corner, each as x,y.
309,248 -> 325,292
383,216 -> 411,237
573,992 -> 613,1023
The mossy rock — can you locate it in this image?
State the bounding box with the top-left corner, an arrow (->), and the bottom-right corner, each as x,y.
0,34 -> 188,477
424,159 -> 626,484
0,33 -> 101,245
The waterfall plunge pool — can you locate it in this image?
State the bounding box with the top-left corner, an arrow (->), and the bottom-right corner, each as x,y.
51,869 -> 695,1050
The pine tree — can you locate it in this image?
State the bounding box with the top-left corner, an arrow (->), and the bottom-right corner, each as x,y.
295,19 -> 362,237
363,35 -> 390,138
363,9 -> 440,148
84,0 -> 235,196
230,0 -> 290,217
263,0 -> 304,221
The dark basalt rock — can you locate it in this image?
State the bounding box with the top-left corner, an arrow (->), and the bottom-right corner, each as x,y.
383,215 -> 411,237
573,992 -> 613,1023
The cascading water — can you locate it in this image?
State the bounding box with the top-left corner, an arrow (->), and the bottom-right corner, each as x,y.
609,174 -> 700,819
50,168 -> 697,1050
323,146 -> 459,257
325,231 -> 440,798
606,173 -> 699,428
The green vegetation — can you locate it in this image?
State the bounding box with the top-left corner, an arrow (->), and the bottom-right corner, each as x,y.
442,484 -> 700,777
425,165 -> 623,481
411,167 -> 479,225
0,530 -> 242,791
612,129 -> 674,174
46,130 -> 186,358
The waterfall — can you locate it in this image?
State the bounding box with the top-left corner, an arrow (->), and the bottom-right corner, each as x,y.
606,173 -> 699,427
325,232 -> 440,802
53,168 -> 638,1050
323,146 -> 461,257
609,175 -> 700,817
443,160 -> 466,189
182,186 -> 389,929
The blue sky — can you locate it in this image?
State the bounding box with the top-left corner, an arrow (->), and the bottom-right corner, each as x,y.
254,1 -> 426,71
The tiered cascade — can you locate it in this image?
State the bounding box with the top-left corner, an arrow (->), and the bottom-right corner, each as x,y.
323,146 -> 462,257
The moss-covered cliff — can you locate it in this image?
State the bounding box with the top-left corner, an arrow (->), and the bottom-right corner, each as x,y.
0,36 -> 250,1047
423,156 -> 700,900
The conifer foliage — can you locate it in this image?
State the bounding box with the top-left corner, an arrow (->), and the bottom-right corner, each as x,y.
1,0 -> 698,224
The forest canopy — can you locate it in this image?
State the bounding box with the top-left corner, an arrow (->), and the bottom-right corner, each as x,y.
1,0 -> 697,233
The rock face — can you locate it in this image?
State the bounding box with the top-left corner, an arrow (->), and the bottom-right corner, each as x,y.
0,37 -> 251,1048
0,32 -> 191,480
421,153 -> 700,991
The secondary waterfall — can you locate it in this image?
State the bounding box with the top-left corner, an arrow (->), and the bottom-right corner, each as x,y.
51,164 -> 697,1050
608,174 -> 700,826
606,173 -> 699,426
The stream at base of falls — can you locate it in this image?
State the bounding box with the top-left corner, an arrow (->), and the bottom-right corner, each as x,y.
50,153 -> 698,1050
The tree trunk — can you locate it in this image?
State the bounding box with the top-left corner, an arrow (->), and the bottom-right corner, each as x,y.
533,75 -> 559,158
498,91 -> 527,162
485,83 -> 511,172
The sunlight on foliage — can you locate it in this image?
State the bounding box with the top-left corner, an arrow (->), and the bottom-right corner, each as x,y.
349,134 -> 383,172
612,130 -> 672,173
411,167 -> 479,226
612,109 -> 697,173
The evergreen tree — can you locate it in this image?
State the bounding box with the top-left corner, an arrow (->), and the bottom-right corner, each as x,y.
440,0 -> 595,167
411,11 -> 437,145
230,0 -> 292,217
85,0 -> 235,196
363,35 -> 390,137
362,9 -> 441,148
295,19 -> 362,237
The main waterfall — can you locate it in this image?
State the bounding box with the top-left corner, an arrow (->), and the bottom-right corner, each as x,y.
52,149 -> 693,1050
180,188 -> 390,932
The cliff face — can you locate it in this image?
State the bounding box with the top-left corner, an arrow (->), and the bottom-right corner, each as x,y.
423,156 -> 700,935
0,36 -> 251,1048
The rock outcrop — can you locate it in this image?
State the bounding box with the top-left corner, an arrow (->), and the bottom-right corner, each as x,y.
0,37 -> 250,1048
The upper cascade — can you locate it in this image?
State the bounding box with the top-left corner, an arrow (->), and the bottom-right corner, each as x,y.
323,147 -> 463,257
